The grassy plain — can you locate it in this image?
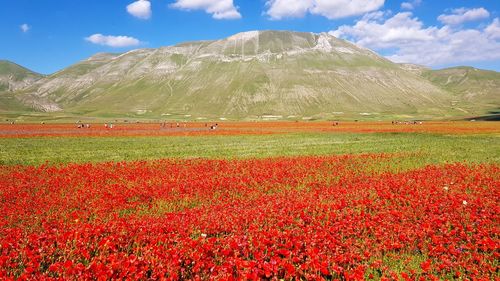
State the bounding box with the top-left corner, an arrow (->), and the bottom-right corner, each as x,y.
1,121 -> 499,279
0,122 -> 498,168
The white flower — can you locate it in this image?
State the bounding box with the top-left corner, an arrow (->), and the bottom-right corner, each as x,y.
463,200 -> 468,206
201,233 -> 207,238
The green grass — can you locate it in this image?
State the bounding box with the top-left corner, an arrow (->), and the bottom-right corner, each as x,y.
1,132 -> 498,167
0,92 -> 32,112
0,60 -> 42,79
424,67 -> 500,113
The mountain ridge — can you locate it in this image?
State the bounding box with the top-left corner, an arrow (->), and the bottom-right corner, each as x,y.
0,60 -> 43,90
2,30 -> 499,120
422,66 -> 500,116
0,60 -> 44,112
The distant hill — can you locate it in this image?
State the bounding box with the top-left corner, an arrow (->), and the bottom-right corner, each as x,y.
0,60 -> 43,113
0,60 -> 42,91
423,67 -> 500,117
2,31 -> 499,120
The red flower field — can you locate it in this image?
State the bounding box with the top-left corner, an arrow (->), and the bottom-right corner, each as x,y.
0,121 -> 498,138
0,154 -> 498,280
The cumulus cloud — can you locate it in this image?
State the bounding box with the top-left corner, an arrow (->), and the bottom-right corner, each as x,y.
401,0 -> 421,10
331,12 -> 500,66
170,0 -> 241,20
20,23 -> 30,33
85,34 -> 141,48
265,0 -> 385,20
127,0 -> 152,19
331,12 -> 434,49
265,0 -> 313,19
485,18 -> 500,40
438,7 -> 490,26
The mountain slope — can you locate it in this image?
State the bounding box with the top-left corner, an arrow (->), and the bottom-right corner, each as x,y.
0,60 -> 42,90
15,31 -> 458,119
0,60 -> 43,112
423,67 -> 500,116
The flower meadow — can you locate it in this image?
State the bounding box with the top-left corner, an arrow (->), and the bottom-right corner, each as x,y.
0,121 -> 498,138
0,154 -> 498,280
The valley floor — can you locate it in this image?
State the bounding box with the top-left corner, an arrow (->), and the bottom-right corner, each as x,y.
0,121 -> 498,279
0,121 -> 498,166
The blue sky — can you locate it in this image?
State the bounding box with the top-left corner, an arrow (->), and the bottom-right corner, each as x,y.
1,0 -> 499,74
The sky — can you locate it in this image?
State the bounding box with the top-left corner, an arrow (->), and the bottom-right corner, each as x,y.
1,0 -> 500,74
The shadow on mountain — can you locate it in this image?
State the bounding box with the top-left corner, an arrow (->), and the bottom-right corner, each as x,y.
466,109 -> 500,121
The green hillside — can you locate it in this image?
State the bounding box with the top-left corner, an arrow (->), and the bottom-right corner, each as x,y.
14,31 -> 458,120
0,60 -> 43,112
423,67 -> 500,116
0,60 -> 41,78
1,31 -> 499,120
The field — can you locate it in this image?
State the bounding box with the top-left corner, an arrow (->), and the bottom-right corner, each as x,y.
0,121 -> 499,280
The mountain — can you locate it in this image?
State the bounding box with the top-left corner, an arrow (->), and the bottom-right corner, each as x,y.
4,31 -> 499,120
423,67 -> 500,116
0,60 -> 42,91
398,63 -> 430,76
0,60 -> 43,113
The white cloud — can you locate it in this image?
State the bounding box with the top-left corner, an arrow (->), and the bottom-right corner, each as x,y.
20,24 -> 30,33
485,18 -> 500,40
331,12 -> 500,67
127,0 -> 152,19
170,0 -> 241,20
331,12 -> 434,49
361,11 -> 388,21
265,0 -> 385,20
265,0 -> 310,19
85,34 -> 141,48
400,3 -> 412,10
438,7 -> 490,26
401,0 -> 421,10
